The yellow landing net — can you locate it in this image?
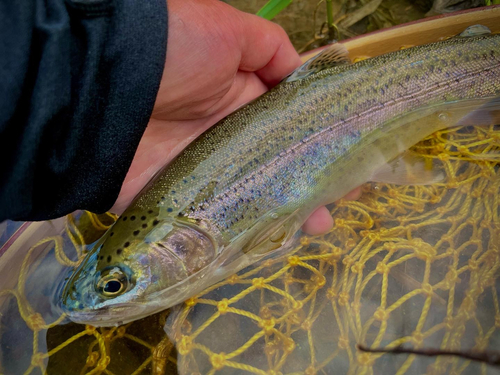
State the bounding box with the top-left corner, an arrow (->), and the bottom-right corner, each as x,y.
1,124 -> 499,375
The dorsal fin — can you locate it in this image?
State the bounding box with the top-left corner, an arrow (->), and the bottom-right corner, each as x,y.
458,24 -> 491,38
284,43 -> 351,82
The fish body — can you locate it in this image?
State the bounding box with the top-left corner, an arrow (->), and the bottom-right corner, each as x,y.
61,30 -> 500,326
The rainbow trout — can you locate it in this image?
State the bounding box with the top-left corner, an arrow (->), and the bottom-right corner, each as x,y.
60,26 -> 500,326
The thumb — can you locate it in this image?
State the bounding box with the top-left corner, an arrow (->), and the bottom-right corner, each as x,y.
234,11 -> 303,87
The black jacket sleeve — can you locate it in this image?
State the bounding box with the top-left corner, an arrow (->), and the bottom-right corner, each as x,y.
0,0 -> 168,222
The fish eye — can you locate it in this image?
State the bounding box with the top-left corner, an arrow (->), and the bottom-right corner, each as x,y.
96,268 -> 129,297
104,279 -> 123,294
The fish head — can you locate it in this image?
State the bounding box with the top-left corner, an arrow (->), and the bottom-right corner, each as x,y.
60,210 -> 219,325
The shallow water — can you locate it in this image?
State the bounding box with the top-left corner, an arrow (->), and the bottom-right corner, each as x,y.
0,215 -> 178,374
1,126 -> 500,375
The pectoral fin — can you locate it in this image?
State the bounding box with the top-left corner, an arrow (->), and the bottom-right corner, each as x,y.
241,210 -> 303,256
370,152 -> 444,185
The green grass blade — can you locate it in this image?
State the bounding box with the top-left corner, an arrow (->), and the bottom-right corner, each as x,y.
326,0 -> 334,28
256,0 -> 293,20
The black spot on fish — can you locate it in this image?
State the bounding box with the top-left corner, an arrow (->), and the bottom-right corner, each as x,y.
142,223 -> 147,229
124,242 -> 130,248
148,210 -> 153,214
107,255 -> 112,263
153,219 -> 160,226
117,249 -> 122,255
130,216 -> 136,221
161,196 -> 165,200
110,232 -> 114,237
133,230 -> 140,236
99,256 -> 104,260
141,216 -> 146,220
171,190 -> 176,194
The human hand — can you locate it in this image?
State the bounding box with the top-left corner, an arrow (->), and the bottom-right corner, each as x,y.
110,0 -> 360,235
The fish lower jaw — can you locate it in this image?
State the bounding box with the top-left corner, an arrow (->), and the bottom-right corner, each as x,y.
63,295 -> 177,327
66,313 -> 138,327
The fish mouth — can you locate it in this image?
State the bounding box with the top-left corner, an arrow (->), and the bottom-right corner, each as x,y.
59,262 -> 152,325
63,302 -> 153,327
59,282 -> 156,327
